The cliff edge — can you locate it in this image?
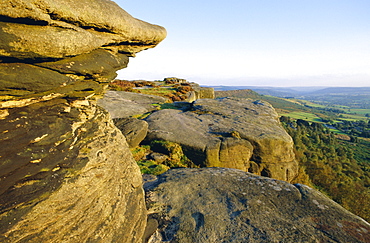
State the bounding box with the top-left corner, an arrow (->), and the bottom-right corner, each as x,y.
0,0 -> 165,242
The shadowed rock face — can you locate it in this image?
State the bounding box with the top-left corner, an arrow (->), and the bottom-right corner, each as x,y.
145,98 -> 298,182
0,0 -> 166,242
144,168 -> 370,243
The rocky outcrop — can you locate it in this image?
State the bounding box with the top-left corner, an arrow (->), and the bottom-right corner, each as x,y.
98,91 -> 168,118
144,168 -> 370,243
0,105 -> 146,242
0,0 -> 166,59
195,87 -> 215,99
163,77 -> 187,84
190,83 -> 215,100
185,83 -> 215,102
0,0 -> 166,242
145,97 -> 298,182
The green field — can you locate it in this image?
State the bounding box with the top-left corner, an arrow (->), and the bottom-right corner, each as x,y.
281,111 -> 322,123
339,113 -> 367,121
296,100 -> 326,108
350,109 -> 370,116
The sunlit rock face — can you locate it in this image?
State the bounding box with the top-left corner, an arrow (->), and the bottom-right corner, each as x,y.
145,98 -> 298,182
0,0 -> 167,59
144,168 -> 370,243
0,0 -> 166,242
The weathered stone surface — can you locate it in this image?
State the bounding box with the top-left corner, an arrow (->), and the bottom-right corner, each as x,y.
0,21 -> 107,60
0,103 -> 146,242
98,91 -> 168,118
184,84 -> 214,102
196,87 -> 215,99
144,168 -> 370,243
0,63 -> 73,96
0,1 -> 167,241
163,77 -> 187,84
145,97 -> 298,182
36,49 -> 129,80
114,117 -> 149,148
0,0 -> 167,59
190,83 -> 215,100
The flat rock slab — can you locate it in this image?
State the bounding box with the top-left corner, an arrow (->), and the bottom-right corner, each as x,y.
98,91 -> 167,118
144,168 -> 370,243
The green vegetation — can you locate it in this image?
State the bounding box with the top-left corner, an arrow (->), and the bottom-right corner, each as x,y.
131,140 -> 198,175
282,111 -> 321,122
335,120 -> 370,138
137,160 -> 170,175
109,79 -> 194,102
281,117 -> 370,221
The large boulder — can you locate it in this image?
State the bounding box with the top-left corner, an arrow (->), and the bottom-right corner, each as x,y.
0,0 -> 166,242
144,168 -> 370,243
0,0 -> 167,59
114,117 -> 149,148
190,83 -> 215,99
145,97 -> 298,182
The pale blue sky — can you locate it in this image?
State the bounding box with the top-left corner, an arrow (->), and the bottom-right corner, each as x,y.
115,0 -> 370,86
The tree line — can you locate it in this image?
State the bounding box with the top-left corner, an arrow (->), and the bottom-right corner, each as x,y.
280,116 -> 370,222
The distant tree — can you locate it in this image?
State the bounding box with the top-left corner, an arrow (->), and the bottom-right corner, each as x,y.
279,116 -> 291,123
350,136 -> 358,143
297,119 -> 310,127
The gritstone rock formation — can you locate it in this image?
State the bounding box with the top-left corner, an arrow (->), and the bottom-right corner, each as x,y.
144,168 -> 370,243
0,0 -> 166,59
98,91 -> 168,119
0,0 -> 166,242
145,97 -> 298,182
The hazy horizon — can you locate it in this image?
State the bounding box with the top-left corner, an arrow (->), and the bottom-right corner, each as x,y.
115,0 -> 370,87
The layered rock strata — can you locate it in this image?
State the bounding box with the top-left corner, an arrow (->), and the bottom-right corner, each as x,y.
145,97 -> 298,182
0,0 -> 166,59
144,168 -> 370,243
0,0 -> 166,242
